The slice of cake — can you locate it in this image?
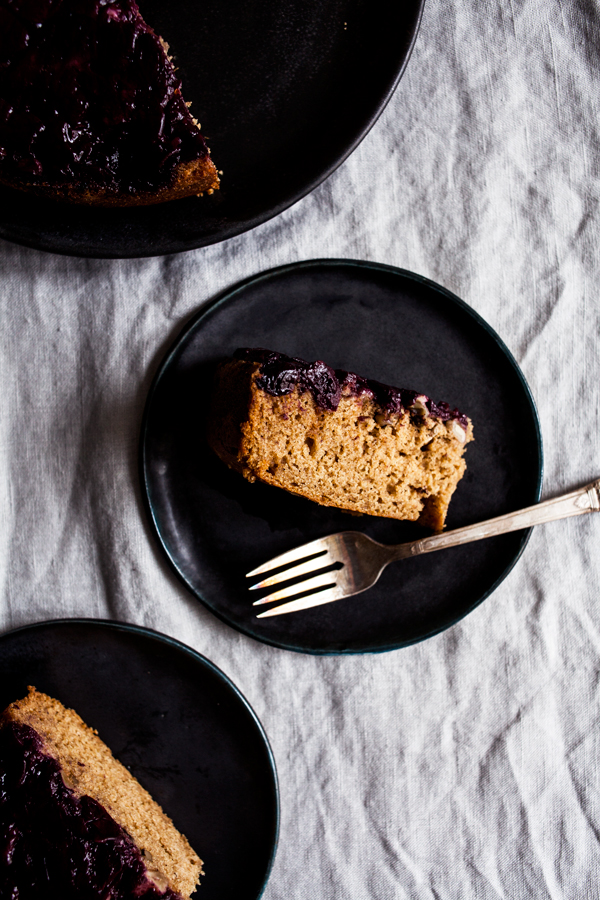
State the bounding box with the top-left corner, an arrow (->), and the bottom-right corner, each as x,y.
0,0 -> 219,205
207,349 -> 473,531
0,687 -> 203,898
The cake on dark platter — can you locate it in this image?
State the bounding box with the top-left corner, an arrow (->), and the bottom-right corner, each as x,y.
207,349 -> 473,532
0,0 -> 219,205
0,687 -> 203,898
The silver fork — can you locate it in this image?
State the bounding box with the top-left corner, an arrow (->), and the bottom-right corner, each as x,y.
247,479 -> 600,617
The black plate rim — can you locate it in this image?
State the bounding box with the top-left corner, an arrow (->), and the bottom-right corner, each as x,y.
140,257 -> 544,655
0,616 -> 280,900
0,0 -> 425,259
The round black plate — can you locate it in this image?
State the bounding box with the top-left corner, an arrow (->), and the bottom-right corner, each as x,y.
141,259 -> 543,654
0,619 -> 279,900
0,0 -> 424,258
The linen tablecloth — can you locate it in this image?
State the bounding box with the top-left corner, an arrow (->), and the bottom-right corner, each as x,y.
2,0 -> 600,896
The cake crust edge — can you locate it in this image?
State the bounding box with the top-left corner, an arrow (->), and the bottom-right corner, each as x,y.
0,156 -> 220,207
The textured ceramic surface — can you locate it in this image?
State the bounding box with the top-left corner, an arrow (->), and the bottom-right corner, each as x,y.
0,0 -> 424,257
0,619 -> 279,900
141,259 -> 544,654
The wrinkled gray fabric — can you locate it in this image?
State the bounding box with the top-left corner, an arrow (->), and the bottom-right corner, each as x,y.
2,0 -> 600,897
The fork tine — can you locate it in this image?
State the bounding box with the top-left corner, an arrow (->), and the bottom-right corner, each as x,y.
252,571 -> 338,606
256,585 -> 344,617
249,552 -> 335,591
246,537 -> 329,578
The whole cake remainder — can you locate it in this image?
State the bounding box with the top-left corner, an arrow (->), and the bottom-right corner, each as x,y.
0,687 -> 203,898
0,0 -> 219,205
208,349 -> 473,531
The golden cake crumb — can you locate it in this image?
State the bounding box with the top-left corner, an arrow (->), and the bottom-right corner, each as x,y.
207,354 -> 473,531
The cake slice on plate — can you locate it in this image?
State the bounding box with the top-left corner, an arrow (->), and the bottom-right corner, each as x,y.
208,348 -> 473,531
0,686 -> 203,898
0,0 -> 219,205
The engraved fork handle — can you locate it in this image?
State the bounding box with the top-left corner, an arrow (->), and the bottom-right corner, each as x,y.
393,479 -> 600,560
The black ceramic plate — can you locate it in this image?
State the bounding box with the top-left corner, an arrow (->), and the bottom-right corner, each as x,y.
0,619 -> 279,900
141,259 -> 543,654
0,0 -> 424,258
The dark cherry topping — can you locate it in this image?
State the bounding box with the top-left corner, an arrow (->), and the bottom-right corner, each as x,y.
237,347 -> 342,411
0,0 -> 210,195
235,348 -> 469,429
0,721 -> 183,899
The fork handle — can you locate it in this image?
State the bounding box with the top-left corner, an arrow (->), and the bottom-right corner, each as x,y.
394,479 -> 600,559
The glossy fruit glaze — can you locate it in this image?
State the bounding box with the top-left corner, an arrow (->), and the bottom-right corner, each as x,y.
235,348 -> 469,427
0,0 -> 209,195
0,721 -> 183,899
